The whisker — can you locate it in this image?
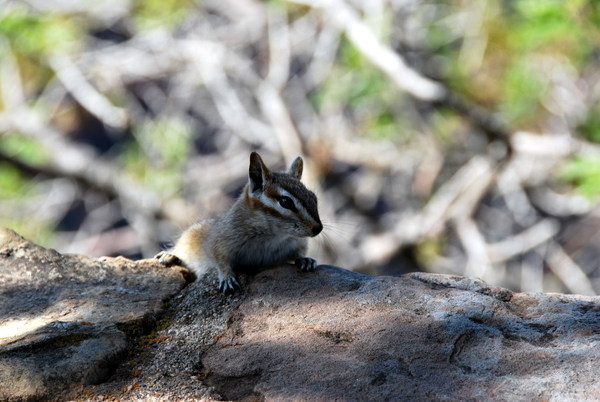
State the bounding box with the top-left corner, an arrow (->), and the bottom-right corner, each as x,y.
316,230 -> 340,262
323,222 -> 354,231
322,218 -> 359,227
321,223 -> 353,245
323,220 -> 354,231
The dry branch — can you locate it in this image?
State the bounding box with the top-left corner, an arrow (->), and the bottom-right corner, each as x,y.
1,0 -> 599,295
486,219 -> 560,264
49,53 -> 128,129
545,241 -> 596,296
285,0 -> 447,102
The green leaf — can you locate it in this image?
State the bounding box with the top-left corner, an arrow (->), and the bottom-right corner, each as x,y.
0,10 -> 82,56
561,156 -> 600,199
0,162 -> 28,197
0,134 -> 51,166
132,0 -> 196,31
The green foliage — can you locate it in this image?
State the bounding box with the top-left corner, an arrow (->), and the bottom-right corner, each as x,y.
499,59 -> 546,125
427,0 -> 599,127
0,138 -> 56,245
338,38 -> 392,109
0,160 -> 55,247
132,0 -> 196,31
0,8 -> 82,56
365,112 -> 398,139
312,36 -> 407,140
578,103 -> 600,143
124,117 -> 194,195
0,216 -> 55,248
561,157 -> 600,199
423,0 -> 600,225
0,134 -> 50,166
0,7 -> 82,101
511,0 -> 589,55
0,162 -> 28,198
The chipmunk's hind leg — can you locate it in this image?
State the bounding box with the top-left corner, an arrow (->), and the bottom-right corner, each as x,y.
154,221 -> 210,274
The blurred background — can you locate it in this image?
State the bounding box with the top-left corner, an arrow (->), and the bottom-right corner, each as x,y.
2,0 -> 600,295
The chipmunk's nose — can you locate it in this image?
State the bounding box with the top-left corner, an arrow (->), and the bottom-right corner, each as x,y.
312,223 -> 323,236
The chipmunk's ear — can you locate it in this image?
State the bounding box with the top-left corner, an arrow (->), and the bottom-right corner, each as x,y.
288,156 -> 303,180
249,152 -> 271,192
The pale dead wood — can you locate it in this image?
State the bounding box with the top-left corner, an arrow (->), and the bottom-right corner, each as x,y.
285,0 -> 447,102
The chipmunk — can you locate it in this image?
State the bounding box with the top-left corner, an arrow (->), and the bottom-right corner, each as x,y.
155,152 -> 323,294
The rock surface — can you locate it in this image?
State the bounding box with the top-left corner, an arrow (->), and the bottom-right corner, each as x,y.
85,266 -> 600,402
3,228 -> 600,401
0,228 -> 186,401
200,269 -> 600,402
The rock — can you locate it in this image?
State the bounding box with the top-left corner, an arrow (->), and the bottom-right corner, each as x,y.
81,263 -> 600,402
0,228 -> 186,401
198,267 -> 600,402
4,227 -> 600,402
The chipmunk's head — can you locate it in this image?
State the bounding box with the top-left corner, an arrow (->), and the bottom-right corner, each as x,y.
246,152 -> 322,237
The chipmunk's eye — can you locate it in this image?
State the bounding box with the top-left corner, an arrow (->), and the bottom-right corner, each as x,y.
279,196 -> 296,211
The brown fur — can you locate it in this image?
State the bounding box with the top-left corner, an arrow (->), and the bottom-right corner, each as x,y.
156,152 -> 322,294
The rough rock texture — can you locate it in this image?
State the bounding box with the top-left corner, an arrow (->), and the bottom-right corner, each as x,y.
0,228 -> 186,401
83,266 -> 600,402
3,228 -> 600,401
198,268 -> 600,402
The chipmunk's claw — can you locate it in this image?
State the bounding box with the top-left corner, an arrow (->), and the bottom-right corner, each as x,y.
295,257 -> 317,272
155,251 -> 181,266
218,277 -> 241,294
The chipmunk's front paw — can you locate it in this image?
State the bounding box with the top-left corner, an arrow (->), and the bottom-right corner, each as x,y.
155,251 -> 182,266
218,276 -> 241,295
295,257 -> 317,272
